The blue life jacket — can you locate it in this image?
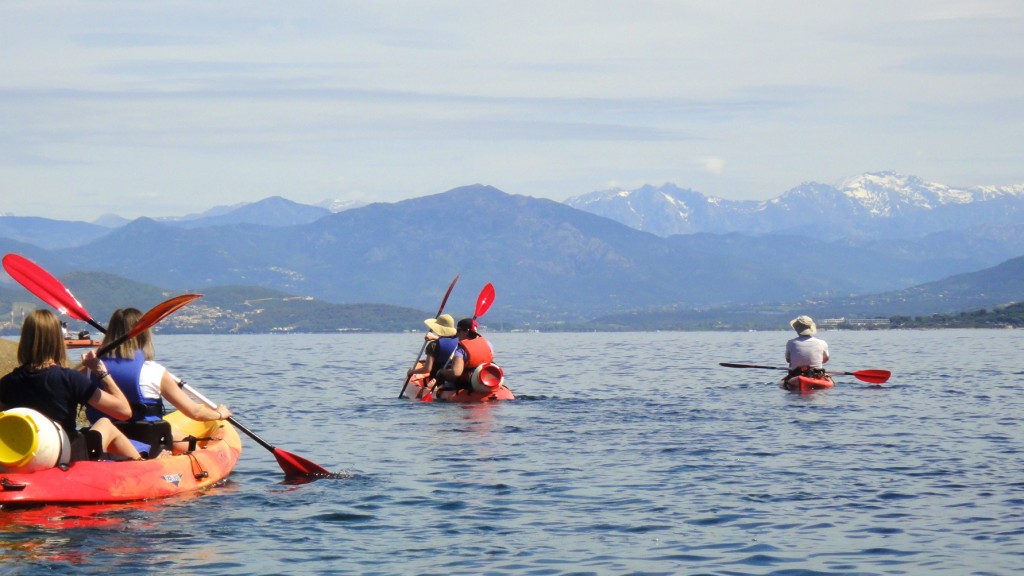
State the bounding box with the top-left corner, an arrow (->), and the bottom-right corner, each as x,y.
86,351 -> 165,423
430,337 -> 460,377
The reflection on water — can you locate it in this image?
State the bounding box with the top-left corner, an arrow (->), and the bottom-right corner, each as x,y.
0,500 -> 166,564
0,329 -> 1021,575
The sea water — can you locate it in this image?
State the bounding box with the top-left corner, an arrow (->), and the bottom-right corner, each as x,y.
1,329 -> 1022,575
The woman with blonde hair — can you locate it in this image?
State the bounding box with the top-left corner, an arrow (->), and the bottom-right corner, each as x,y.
0,309 -> 141,460
85,308 -> 230,429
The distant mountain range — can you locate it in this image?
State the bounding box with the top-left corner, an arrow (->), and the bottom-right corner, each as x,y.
0,195 -> 355,249
1,172 -> 1022,331
566,171 -> 1024,240
586,254 -> 1024,331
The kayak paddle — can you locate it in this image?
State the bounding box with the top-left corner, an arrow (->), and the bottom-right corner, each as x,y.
2,252 -> 331,478
719,362 -> 891,384
175,379 -> 331,477
398,274 -> 459,399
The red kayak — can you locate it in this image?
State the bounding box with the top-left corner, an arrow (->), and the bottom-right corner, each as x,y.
64,338 -> 101,349
401,362 -> 514,403
780,374 -> 835,393
0,410 -> 241,507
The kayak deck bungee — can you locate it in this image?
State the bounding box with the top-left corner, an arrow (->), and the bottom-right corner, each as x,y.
0,410 -> 241,507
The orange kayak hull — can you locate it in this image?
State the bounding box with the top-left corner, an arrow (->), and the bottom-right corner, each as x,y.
781,375 -> 836,394
0,411 -> 241,507
64,339 -> 101,349
402,370 -> 514,403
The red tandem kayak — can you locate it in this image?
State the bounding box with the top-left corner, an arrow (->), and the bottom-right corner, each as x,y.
0,410 -> 241,507
402,362 -> 514,403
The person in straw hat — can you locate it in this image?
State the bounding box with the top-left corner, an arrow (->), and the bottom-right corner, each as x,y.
408,313 -> 460,383
784,315 -> 830,384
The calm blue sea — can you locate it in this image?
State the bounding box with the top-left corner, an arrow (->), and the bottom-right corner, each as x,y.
1,329 -> 1022,575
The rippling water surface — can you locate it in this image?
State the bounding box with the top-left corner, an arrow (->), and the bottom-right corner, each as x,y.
2,329 -> 1022,575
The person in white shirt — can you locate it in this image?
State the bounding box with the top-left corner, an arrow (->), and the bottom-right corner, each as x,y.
785,315 -> 830,382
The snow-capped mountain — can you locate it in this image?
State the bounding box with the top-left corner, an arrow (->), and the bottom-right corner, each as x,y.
317,198 -> 368,213
563,183 -> 758,236
566,171 -> 1024,239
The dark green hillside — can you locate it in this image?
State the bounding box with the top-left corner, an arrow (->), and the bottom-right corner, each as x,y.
0,274 -> 429,335
890,301 -> 1024,329
61,271 -> 170,317
177,285 -> 427,333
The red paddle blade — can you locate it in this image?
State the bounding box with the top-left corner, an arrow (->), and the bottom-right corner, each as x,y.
2,253 -> 93,321
474,283 -> 495,318
132,294 -> 203,337
851,369 -> 891,384
97,294 -> 203,357
274,448 -> 332,477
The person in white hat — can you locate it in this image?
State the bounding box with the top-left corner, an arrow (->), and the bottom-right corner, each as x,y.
409,313 -> 460,382
785,315 -> 830,383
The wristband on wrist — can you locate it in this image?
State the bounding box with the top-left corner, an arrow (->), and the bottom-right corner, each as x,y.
95,370 -> 109,381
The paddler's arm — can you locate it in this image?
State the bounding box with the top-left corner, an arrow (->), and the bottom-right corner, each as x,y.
437,354 -> 465,383
161,370 -> 231,421
407,341 -> 438,377
82,351 -> 132,420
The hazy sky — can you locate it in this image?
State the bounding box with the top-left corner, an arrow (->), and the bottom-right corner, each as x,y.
2,1 -> 1022,221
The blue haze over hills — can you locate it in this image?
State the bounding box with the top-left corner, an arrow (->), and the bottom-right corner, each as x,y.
1,172 -> 1022,330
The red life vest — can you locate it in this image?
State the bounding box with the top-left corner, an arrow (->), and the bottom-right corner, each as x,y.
461,336 -> 494,369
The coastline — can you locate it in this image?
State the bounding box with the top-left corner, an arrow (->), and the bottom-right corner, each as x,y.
0,339 -> 15,377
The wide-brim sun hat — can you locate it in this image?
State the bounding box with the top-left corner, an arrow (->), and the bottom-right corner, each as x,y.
424,314 -> 457,337
790,315 -> 817,336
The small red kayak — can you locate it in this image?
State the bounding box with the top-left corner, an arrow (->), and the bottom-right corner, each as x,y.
64,339 -> 101,349
428,384 -> 515,403
402,363 -> 514,403
780,374 -> 835,394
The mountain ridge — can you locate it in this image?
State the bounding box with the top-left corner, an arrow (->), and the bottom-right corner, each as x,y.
1,174 -> 1021,327
567,171 -> 1024,239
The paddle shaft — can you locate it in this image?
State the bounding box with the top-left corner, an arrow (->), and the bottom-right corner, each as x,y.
719,363 -> 788,371
81,317 -> 108,335
178,378 -> 329,476
179,380 -> 276,451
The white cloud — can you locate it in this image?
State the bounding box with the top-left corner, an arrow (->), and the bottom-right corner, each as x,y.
1,1 -> 1022,220
698,157 -> 726,176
